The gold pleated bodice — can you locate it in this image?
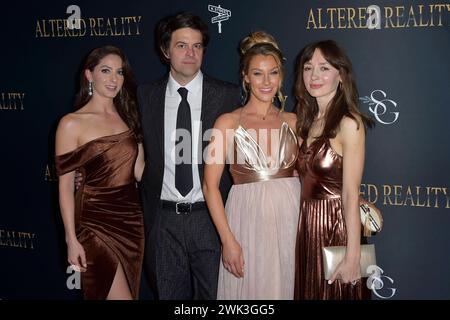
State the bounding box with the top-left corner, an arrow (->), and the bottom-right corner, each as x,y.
229,121 -> 298,185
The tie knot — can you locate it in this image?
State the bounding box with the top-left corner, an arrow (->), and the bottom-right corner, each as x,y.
178,87 -> 188,100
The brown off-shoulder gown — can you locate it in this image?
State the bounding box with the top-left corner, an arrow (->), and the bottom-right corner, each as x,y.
294,137 -> 371,300
55,130 -> 144,300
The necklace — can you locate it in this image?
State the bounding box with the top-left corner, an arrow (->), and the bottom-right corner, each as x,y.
242,105 -> 273,120
262,106 -> 272,120
314,115 -> 325,121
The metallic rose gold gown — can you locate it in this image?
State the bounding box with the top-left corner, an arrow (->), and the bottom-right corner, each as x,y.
294,137 -> 371,300
217,121 -> 301,299
55,130 -> 144,300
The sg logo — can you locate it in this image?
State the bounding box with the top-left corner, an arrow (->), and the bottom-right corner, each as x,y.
360,90 -> 399,125
366,265 -> 397,299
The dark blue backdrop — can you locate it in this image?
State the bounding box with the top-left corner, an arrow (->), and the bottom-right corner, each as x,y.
1,0 -> 449,299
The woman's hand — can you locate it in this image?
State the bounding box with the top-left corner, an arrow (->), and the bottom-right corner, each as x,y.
328,256 -> 361,285
221,237 -> 245,278
66,238 -> 87,272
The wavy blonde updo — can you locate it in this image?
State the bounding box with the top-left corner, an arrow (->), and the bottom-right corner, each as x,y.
239,31 -> 286,109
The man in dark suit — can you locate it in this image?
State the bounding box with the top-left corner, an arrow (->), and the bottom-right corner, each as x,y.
137,12 -> 240,300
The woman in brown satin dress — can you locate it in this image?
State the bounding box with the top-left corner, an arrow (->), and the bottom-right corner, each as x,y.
55,46 -> 144,300
294,40 -> 374,300
203,31 -> 300,299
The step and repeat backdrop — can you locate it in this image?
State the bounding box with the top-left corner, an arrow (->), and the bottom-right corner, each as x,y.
1,0 -> 449,299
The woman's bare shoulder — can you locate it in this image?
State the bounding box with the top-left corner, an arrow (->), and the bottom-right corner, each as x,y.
283,111 -> 298,132
214,107 -> 242,130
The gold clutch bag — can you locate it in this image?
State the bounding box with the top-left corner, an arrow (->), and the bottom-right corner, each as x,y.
322,244 -> 377,280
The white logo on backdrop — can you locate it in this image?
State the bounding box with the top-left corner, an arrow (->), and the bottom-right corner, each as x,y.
66,265 -> 81,290
66,5 -> 81,30
367,5 -> 381,30
208,5 -> 231,34
367,265 -> 397,299
360,90 -> 399,124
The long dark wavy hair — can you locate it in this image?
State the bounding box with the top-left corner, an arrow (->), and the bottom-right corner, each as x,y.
74,45 -> 142,142
295,40 -> 374,140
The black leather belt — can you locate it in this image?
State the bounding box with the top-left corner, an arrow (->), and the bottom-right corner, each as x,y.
161,200 -> 207,214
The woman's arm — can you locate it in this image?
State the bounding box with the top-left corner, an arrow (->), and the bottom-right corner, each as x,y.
329,115 -> 365,284
284,111 -> 301,176
284,111 -> 297,133
55,115 -> 87,272
202,114 -> 244,278
134,143 -> 145,182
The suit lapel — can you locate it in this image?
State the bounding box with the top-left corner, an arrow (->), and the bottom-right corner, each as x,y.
199,75 -> 218,182
150,77 -> 168,162
200,75 -> 217,135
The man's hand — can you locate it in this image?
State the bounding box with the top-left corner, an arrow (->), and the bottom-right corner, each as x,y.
74,170 -> 83,190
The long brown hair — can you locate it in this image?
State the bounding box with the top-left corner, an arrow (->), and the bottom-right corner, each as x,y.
74,45 -> 142,142
294,40 -> 374,139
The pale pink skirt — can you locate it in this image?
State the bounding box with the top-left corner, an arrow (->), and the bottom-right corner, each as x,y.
217,177 -> 301,300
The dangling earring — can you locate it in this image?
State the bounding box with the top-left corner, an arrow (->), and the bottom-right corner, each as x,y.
277,88 -> 286,112
339,81 -> 342,90
88,81 -> 93,96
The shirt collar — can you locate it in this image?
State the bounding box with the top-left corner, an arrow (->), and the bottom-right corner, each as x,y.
167,70 -> 203,97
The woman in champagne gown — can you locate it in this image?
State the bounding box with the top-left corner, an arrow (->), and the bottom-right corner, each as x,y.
293,40 -> 374,300
203,31 -> 300,299
55,46 -> 144,300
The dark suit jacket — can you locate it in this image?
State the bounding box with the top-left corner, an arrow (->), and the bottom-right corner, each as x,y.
137,73 -> 241,230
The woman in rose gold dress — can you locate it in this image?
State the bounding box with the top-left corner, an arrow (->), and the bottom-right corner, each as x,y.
55,46 -> 144,300
203,31 -> 300,299
294,40 -> 374,300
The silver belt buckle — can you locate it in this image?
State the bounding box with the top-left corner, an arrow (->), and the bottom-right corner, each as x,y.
176,202 -> 191,215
